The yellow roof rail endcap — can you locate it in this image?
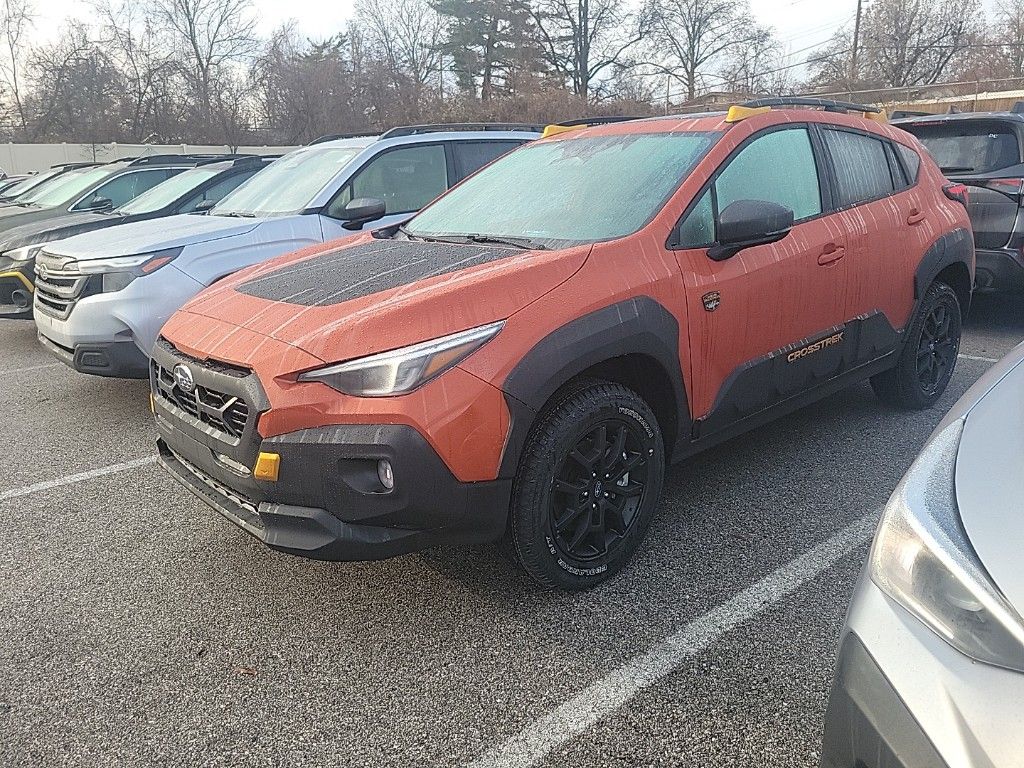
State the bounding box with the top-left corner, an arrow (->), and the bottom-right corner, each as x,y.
865,109 -> 888,123
542,123 -> 583,138
254,452 -> 280,482
725,105 -> 772,123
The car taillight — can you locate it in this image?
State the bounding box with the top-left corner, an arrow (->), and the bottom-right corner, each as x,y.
943,182 -> 969,207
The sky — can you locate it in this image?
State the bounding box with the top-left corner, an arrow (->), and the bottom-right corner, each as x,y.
21,0 -> 999,80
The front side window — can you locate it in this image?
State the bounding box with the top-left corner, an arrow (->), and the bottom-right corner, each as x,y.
823,129 -> 895,208
213,147 -> 361,217
329,144 -> 449,217
676,127 -> 820,249
74,169 -> 180,211
405,132 -> 719,244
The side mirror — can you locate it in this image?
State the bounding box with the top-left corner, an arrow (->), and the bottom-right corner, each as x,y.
84,196 -> 114,212
707,200 -> 794,262
337,197 -> 386,231
193,199 -> 216,213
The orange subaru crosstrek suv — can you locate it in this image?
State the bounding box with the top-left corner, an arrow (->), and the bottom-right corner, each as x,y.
150,100 -> 973,589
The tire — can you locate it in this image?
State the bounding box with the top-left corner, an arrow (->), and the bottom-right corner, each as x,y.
508,379 -> 665,590
871,281 -> 962,410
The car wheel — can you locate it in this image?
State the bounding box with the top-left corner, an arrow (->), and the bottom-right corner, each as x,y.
871,281 -> 962,410
508,379 -> 665,590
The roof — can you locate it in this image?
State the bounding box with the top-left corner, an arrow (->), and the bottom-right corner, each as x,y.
894,111 -> 1024,125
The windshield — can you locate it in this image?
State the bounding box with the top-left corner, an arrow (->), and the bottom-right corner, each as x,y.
1,169 -> 61,199
18,165 -> 121,207
405,132 -> 719,244
212,147 -> 360,217
905,120 -> 1021,173
117,166 -> 221,214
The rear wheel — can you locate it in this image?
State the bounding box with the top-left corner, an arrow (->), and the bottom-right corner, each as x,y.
871,281 -> 962,410
508,380 -> 665,590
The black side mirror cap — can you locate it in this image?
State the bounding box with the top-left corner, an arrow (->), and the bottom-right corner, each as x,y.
338,197 -> 386,231
707,199 -> 794,261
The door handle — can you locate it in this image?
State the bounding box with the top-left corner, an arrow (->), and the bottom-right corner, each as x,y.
817,243 -> 845,266
907,208 -> 926,225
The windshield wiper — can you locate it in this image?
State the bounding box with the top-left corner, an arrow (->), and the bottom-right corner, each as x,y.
466,234 -> 546,250
217,211 -> 256,218
940,165 -> 975,173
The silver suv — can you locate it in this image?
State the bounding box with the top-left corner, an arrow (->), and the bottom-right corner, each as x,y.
33,124 -> 540,378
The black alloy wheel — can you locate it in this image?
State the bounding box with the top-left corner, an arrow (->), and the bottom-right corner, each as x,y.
549,419 -> 651,562
507,379 -> 665,590
916,302 -> 958,394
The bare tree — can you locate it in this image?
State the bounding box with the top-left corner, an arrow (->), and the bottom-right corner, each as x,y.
0,0 -> 33,134
996,0 -> 1024,78
357,0 -> 444,92
530,0 -> 650,100
719,27 -> 793,96
644,0 -> 765,102
150,0 -> 257,132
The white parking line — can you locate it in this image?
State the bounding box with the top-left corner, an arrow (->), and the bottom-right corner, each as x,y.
0,457 -> 158,502
467,512 -> 879,768
958,353 -> 1000,364
0,362 -> 63,375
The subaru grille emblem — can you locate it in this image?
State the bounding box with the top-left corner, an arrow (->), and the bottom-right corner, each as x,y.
173,364 -> 196,394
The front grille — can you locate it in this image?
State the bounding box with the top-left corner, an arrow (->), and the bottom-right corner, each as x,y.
152,357 -> 252,444
171,448 -> 262,526
34,250 -> 100,319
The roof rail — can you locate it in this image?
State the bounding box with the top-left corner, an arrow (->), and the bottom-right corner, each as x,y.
50,161 -> 99,169
740,96 -> 882,114
125,153 -> 232,167
307,132 -> 379,145
379,123 -> 544,139
541,115 -> 643,138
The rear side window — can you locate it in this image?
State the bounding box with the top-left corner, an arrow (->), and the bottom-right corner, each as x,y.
896,144 -> 921,183
822,129 -> 895,207
904,120 -> 1021,173
452,141 -> 522,181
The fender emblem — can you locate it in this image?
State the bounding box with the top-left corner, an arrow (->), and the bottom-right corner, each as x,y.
702,291 -> 721,312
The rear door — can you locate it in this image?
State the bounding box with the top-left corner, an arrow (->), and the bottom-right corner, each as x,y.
903,118 -> 1024,249
819,126 -> 921,331
673,125 -> 851,433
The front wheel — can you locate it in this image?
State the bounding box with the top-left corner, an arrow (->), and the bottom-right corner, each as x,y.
871,281 -> 962,410
508,380 -> 665,590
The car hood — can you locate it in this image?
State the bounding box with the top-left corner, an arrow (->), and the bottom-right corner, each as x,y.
43,213 -> 264,260
165,234 -> 591,366
0,212 -> 114,252
950,343 -> 1024,615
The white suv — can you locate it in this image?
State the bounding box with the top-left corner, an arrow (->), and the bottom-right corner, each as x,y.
33,125 -> 539,377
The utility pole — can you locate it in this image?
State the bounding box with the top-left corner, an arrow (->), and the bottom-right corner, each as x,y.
850,0 -> 864,83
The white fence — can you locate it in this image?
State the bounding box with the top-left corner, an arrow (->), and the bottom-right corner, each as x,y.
0,142 -> 300,175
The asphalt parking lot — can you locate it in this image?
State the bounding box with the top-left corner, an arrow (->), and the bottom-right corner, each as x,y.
1,296 -> 1022,768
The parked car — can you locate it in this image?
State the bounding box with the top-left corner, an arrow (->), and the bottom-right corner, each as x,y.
0,155 -> 271,320
0,155 -> 230,322
0,163 -> 97,206
896,111 -> 1024,292
148,98 -> 974,589
0,175 -> 28,197
820,342 -> 1024,768
34,124 -> 540,378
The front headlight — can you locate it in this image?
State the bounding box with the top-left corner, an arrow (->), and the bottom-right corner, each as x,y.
77,247 -> 183,276
5,244 -> 43,262
298,320 -> 504,396
870,418 -> 1024,672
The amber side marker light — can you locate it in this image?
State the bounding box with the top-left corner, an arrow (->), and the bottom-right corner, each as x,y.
253,452 -> 280,482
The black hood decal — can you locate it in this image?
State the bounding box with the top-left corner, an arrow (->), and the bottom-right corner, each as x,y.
236,239 -> 518,307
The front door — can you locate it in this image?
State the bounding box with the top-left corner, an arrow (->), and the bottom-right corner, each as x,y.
672,125 -> 851,438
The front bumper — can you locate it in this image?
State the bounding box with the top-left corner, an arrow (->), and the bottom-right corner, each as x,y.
37,333 -> 149,378
821,576 -> 1024,767
974,247 -> 1024,293
156,425 -> 511,561
0,257 -> 33,319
